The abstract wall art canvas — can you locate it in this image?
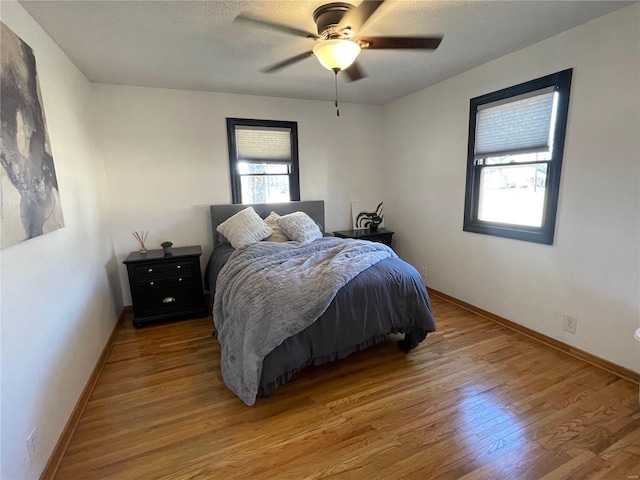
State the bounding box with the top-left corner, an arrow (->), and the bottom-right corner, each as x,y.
351,200 -> 385,230
1,22 -> 64,249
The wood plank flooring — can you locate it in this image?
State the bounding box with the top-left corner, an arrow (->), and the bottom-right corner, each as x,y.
54,296 -> 640,479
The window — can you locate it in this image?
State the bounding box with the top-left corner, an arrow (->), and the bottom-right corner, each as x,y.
226,118 -> 300,204
463,69 -> 572,244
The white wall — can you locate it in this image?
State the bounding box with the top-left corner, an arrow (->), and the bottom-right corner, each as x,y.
92,85 -> 384,305
382,4 -> 640,373
0,3 -> 120,479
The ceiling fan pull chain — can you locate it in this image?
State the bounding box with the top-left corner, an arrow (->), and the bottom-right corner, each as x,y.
334,69 -> 340,117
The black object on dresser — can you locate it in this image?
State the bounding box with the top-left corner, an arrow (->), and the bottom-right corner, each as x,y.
333,228 -> 395,248
123,246 -> 208,328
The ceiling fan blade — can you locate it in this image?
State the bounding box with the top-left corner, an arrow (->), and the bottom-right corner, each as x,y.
337,0 -> 385,34
262,51 -> 314,73
358,36 -> 443,50
344,61 -> 366,82
234,14 -> 319,39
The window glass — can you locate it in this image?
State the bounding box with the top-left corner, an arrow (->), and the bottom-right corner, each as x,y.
478,163 -> 547,227
238,162 -> 290,175
240,175 -> 291,204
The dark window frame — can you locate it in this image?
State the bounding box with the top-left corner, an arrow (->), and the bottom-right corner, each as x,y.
226,118 -> 300,204
463,69 -> 573,245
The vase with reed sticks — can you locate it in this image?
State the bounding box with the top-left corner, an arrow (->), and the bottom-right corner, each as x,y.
133,231 -> 149,253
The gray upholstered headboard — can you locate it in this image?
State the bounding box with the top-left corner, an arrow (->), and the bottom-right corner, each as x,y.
210,201 -> 325,248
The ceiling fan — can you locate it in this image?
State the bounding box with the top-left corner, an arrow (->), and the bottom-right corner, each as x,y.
235,0 -> 443,83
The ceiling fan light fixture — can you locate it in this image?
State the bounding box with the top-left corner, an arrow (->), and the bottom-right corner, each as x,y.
312,39 -> 361,71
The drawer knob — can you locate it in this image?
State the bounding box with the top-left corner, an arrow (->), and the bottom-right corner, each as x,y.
163,297 -> 176,304
149,281 -> 154,286
177,265 -> 181,269
148,268 -> 153,273
178,278 -> 182,282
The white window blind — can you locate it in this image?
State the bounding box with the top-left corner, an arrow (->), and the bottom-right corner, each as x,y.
475,87 -> 555,159
236,126 -> 292,163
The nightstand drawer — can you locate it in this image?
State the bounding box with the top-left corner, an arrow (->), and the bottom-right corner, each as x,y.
135,286 -> 202,316
134,260 -> 195,276
333,229 -> 395,249
135,273 -> 195,290
365,234 -> 393,247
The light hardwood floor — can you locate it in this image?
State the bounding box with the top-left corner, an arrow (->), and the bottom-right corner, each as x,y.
54,295 -> 640,479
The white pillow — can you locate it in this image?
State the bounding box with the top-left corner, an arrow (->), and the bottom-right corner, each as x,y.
263,211 -> 290,242
216,206 -> 273,249
277,211 -> 322,243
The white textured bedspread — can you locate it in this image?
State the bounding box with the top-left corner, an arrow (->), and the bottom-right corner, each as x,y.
213,237 -> 396,406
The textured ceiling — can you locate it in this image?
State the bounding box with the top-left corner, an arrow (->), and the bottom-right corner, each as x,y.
19,0 -> 635,105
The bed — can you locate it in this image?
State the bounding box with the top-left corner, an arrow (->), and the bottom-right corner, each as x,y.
206,201 -> 436,405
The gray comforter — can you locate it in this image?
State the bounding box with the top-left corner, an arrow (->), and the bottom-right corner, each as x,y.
213,237 -> 396,406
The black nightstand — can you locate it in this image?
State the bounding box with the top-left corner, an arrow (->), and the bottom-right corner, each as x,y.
333,228 -> 395,248
123,246 -> 208,328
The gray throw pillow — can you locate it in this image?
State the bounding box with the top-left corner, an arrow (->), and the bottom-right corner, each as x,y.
216,206 -> 273,249
277,211 -> 322,243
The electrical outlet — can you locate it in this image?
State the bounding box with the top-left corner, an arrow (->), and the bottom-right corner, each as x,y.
420,265 -> 427,278
562,315 -> 577,334
26,428 -> 37,464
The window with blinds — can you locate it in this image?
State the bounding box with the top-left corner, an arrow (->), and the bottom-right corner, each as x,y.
463,69 -> 572,245
226,119 -> 300,204
475,87 -> 555,159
